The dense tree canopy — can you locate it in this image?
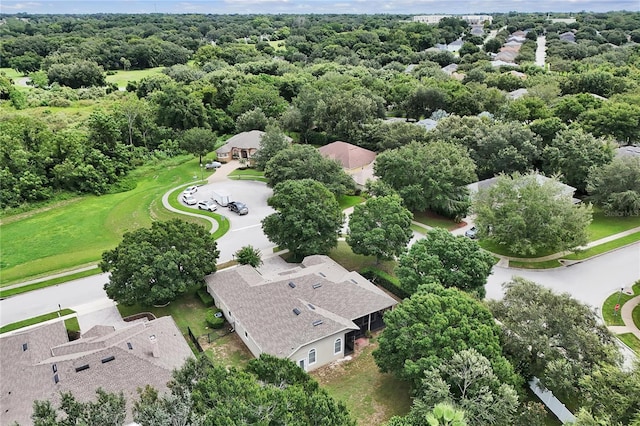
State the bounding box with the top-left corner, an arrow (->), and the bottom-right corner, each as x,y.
374,141 -> 477,219
133,355 -> 355,426
489,278 -> 620,401
264,144 -> 355,196
101,219 -> 219,306
373,284 -> 517,389
32,389 -> 126,426
588,156 -> 640,217
346,195 -> 413,263
395,228 -> 495,298
253,124 -> 291,171
473,172 -> 592,256
262,179 -> 343,260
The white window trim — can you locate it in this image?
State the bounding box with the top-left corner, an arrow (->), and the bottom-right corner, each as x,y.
334,338 -> 342,355
308,348 -> 317,365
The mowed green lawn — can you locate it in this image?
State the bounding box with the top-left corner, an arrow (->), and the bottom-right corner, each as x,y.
106,67 -> 164,89
0,155 -> 213,285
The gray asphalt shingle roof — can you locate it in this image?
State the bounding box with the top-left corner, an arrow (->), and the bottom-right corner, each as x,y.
0,317 -> 193,425
205,255 -> 397,358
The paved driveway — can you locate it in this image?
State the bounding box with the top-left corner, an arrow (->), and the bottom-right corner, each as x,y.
178,179 -> 276,262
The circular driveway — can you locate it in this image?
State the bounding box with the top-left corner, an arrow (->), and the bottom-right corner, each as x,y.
178,179 -> 276,262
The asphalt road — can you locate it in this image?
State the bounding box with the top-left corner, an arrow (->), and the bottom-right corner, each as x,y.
486,242 -> 640,309
3,242 -> 638,327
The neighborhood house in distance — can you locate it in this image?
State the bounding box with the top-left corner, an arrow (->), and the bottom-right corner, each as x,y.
205,255 -> 397,371
215,130 -> 292,165
318,141 -> 377,188
0,317 -> 192,425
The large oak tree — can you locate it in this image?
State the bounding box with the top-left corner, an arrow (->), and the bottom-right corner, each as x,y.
101,219 -> 219,306
262,179 -> 343,261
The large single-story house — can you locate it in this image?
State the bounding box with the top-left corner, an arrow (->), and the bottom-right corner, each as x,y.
215,130 -> 292,164
467,173 -> 579,203
0,316 -> 192,425
318,141 -> 377,188
205,255 -> 397,371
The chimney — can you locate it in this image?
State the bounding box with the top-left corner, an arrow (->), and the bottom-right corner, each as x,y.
149,334 -> 160,358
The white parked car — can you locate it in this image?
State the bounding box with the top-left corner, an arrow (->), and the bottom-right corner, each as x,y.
183,185 -> 198,195
182,194 -> 197,205
197,200 -> 217,211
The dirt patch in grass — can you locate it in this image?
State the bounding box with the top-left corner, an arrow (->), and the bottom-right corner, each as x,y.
201,330 -> 253,369
312,337 -> 411,426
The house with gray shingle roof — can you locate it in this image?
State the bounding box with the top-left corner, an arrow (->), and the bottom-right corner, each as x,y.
216,130 -> 292,164
0,317 -> 192,425
205,255 -> 397,371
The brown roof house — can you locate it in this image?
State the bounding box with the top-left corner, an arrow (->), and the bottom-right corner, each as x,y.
215,130 -> 292,165
205,255 -> 397,371
0,316 -> 193,425
318,141 -> 377,188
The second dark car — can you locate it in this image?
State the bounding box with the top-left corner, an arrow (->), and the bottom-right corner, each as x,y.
228,201 -> 249,215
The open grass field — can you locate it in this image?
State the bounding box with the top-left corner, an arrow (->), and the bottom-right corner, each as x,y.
337,194 -> 366,210
0,67 -> 24,79
313,340 -> 412,426
0,155 -> 215,285
105,67 -> 164,89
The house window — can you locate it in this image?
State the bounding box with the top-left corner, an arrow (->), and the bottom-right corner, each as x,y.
334,338 -> 342,355
308,348 -> 316,365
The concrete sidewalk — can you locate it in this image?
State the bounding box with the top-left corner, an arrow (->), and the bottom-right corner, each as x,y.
608,295 -> 640,340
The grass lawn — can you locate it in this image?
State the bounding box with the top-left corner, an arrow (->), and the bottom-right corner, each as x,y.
634,305 -> 640,329
64,316 -> 81,333
328,241 -> 396,275
0,267 -> 102,296
618,333 -> 640,354
0,155 -> 216,285
563,232 -> 640,261
602,282 -> 640,326
105,67 -> 164,89
508,259 -> 562,269
117,290 -> 211,343
165,185 -> 230,239
0,309 -> 76,334
410,224 -> 428,235
412,210 -> 462,231
337,194 -> 366,210
478,239 -> 557,259
227,168 -> 268,182
0,67 -> 24,78
312,340 -> 412,426
587,207 -> 640,240
203,332 -> 253,370
267,40 -> 287,51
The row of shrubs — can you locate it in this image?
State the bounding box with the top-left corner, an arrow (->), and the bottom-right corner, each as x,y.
360,267 -> 409,300
198,287 -> 225,329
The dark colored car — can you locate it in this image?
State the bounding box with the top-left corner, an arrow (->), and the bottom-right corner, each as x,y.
228,201 -> 248,215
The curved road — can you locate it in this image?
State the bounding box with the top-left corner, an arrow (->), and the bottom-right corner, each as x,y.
3,242 -> 638,327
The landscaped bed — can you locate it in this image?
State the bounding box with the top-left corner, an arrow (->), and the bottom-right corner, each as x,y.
602,282 -> 640,326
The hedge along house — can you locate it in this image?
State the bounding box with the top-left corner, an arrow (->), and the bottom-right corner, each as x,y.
216,130 -> 292,165
205,255 -> 397,371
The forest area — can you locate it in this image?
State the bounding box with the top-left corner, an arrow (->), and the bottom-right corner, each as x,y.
1,11 -> 639,213
1,10 -> 640,426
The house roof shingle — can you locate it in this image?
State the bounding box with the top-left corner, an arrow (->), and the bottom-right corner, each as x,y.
205,255 -> 397,358
318,141 -> 376,170
0,317 -> 193,425
216,130 -> 292,155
